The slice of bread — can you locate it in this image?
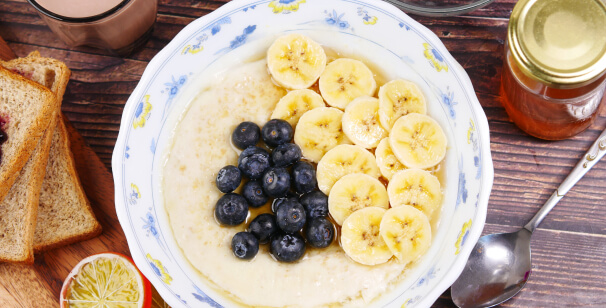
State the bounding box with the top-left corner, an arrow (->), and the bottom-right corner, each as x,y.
2,51 -> 69,102
34,119 -> 102,252
0,67 -> 57,203
0,115 -> 56,263
1,53 -> 101,253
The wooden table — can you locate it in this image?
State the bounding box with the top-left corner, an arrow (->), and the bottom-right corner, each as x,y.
0,0 -> 605,307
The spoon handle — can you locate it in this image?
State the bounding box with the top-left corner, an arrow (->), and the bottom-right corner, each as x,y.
524,127 -> 606,233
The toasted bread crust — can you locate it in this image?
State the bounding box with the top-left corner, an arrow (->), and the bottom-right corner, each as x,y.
1,53 -> 70,103
0,67 -> 58,205
0,114 -> 57,263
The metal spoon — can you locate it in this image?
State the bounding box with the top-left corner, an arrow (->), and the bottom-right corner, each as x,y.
451,127 -> 606,308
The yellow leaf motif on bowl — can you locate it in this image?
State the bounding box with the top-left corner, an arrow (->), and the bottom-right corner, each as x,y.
146,253 -> 173,285
133,95 -> 153,129
423,43 -> 449,72
269,0 -> 306,14
455,219 -> 473,255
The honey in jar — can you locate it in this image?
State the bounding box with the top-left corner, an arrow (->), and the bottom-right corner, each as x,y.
501,0 -> 606,140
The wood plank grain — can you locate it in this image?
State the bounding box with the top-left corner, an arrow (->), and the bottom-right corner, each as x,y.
1,1 -> 605,307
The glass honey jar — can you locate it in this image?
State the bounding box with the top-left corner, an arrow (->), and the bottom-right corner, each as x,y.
501,0 -> 606,140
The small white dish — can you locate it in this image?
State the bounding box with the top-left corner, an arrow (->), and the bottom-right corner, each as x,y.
112,0 -> 494,307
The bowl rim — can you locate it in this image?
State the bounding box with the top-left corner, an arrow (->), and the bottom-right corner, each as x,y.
111,0 -> 494,307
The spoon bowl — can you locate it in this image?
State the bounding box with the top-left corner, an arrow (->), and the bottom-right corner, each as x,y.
450,127 -> 606,307
451,228 -> 532,307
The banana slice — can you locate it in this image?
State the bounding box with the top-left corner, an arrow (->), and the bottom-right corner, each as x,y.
380,205 -> 431,264
378,79 -> 427,131
389,113 -> 447,169
341,207 -> 393,265
387,169 -> 442,220
294,107 -> 349,162
319,58 -> 377,110
267,34 -> 327,90
317,144 -> 380,194
375,138 -> 406,180
342,96 -> 387,149
271,89 -> 325,128
328,173 -> 389,225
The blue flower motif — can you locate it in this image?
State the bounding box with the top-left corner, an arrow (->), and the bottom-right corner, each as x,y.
165,75 -> 187,100
230,25 -> 256,49
133,95 -> 152,129
438,87 -> 457,120
415,266 -> 439,288
146,254 -> 172,284
399,22 -> 411,30
182,17 -> 231,55
125,145 -> 130,159
324,10 -> 350,29
216,25 -> 257,55
128,184 -> 141,205
455,219 -> 473,255
357,7 -> 377,25
176,294 -> 187,304
456,156 -> 468,209
403,295 -> 422,307
423,43 -> 449,72
192,285 -> 222,308
202,17 -> 231,36
181,34 -> 207,55
161,75 -> 188,119
150,138 -> 156,154
142,212 -> 158,237
243,5 -> 256,12
142,211 -> 168,252
468,119 -> 482,179
431,48 -> 444,62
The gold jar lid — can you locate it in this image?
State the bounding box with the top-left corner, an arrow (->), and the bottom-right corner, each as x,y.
509,0 -> 606,88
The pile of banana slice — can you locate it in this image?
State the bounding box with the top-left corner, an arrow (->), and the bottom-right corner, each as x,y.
267,34 -> 447,266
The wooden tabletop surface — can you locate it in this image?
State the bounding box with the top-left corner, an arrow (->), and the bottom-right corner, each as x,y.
1,0 -> 605,307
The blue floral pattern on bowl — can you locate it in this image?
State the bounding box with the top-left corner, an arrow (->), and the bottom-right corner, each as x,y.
112,0 -> 494,307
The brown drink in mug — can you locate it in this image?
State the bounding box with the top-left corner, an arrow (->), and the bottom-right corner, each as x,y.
28,0 -> 158,55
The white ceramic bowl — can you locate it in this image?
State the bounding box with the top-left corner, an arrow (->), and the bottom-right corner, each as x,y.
112,0 -> 494,307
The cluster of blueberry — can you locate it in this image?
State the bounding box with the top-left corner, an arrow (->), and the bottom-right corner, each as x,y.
215,119 -> 335,263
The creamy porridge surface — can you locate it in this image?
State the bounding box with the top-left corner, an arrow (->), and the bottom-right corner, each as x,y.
163,60 -> 407,307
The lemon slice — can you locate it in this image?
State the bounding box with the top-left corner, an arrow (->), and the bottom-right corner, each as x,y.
60,252 -> 151,308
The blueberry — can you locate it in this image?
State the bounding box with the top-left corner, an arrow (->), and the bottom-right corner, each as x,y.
305,217 -> 334,248
276,199 -> 306,233
271,195 -> 298,213
231,232 -> 259,260
270,232 -> 306,262
249,213 -> 278,244
299,190 -> 329,219
215,193 -> 248,226
271,143 -> 302,167
292,161 -> 317,194
238,146 -> 270,179
232,122 -> 260,150
0,128 -> 7,144
242,180 -> 268,208
240,145 -> 268,157
262,119 -> 293,147
262,167 -> 291,198
215,165 -> 242,193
